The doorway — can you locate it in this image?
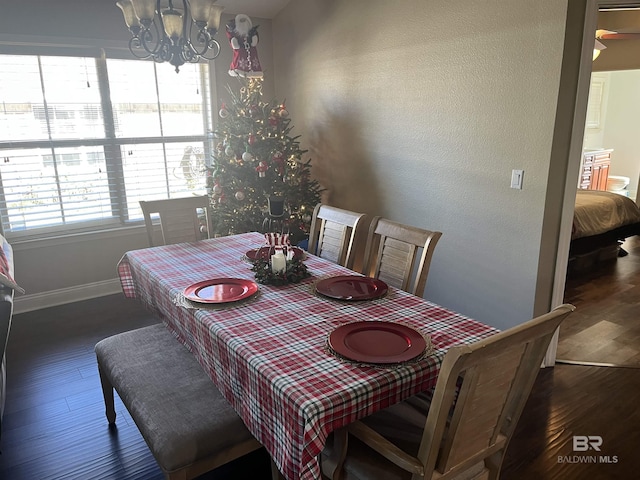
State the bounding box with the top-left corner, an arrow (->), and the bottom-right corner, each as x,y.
550,0 -> 640,367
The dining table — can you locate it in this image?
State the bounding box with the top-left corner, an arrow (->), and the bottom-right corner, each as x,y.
117,231 -> 499,480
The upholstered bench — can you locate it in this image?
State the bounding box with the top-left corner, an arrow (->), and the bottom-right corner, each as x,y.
95,323 -> 262,480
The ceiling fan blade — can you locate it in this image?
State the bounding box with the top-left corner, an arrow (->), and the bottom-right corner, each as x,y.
599,32 -> 640,40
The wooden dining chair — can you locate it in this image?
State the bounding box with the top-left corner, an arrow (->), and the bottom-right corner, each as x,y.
140,195 -> 211,247
363,217 -> 442,297
308,203 -> 367,269
321,304 -> 576,480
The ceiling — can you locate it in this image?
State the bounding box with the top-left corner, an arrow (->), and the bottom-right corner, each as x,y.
594,8 -> 640,71
215,0 -> 291,19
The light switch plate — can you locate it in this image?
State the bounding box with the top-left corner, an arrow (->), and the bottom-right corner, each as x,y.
511,169 -> 524,189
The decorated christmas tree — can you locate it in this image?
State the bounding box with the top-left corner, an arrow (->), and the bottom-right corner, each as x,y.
208,78 -> 323,243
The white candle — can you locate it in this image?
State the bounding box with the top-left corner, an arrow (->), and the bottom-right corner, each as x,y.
271,248 -> 286,274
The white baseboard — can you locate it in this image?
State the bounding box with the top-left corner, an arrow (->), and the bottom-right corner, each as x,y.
13,278 -> 123,314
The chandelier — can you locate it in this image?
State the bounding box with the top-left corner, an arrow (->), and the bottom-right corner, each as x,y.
116,0 -> 224,72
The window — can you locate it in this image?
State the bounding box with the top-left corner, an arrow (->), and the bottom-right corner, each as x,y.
0,54 -> 212,239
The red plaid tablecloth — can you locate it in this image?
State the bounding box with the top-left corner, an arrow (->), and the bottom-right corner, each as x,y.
117,232 -> 499,480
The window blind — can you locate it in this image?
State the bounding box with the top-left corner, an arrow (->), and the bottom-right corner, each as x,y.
0,54 -> 212,239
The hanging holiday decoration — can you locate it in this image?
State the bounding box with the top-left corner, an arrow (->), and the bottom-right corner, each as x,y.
256,161 -> 268,177
208,77 -> 323,242
219,103 -> 229,118
226,14 -> 263,78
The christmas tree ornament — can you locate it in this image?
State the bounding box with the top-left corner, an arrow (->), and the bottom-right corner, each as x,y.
225,145 -> 234,156
219,103 -> 229,118
242,151 -> 253,162
272,151 -> 285,175
235,190 -> 245,201
248,133 -> 256,145
212,184 -> 223,195
256,161 -> 268,178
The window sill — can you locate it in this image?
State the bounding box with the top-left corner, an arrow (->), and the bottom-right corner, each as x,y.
9,225 -> 147,251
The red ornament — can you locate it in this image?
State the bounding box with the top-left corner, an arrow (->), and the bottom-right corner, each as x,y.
248,133 -> 256,145
268,115 -> 279,126
278,102 -> 289,118
272,151 -> 285,175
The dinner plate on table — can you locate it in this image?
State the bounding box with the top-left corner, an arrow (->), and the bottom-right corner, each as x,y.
183,278 -> 258,304
315,275 -> 388,301
328,321 -> 427,364
245,246 -> 305,261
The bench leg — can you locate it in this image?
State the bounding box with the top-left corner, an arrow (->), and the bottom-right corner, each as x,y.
97,362 -> 116,424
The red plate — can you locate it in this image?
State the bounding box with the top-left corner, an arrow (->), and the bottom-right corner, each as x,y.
329,321 -> 426,364
315,276 -> 388,301
183,278 -> 258,304
245,246 -> 304,261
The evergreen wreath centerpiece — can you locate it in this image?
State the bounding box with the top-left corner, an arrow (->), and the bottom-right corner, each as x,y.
250,256 -> 310,286
248,233 -> 310,285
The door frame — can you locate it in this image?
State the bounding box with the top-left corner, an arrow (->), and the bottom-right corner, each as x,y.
545,0 -> 640,366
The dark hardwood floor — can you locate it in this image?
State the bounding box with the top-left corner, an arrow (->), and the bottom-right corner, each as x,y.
558,236 -> 640,367
1,248 -> 640,480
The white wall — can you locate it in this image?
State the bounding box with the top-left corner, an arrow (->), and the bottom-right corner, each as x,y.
273,0 -> 568,329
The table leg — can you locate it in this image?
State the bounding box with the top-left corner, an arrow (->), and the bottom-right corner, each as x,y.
321,427 -> 348,480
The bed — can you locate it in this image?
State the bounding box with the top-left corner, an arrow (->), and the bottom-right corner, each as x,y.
569,190 -> 640,270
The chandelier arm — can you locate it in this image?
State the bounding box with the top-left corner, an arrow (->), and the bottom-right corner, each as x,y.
199,38 -> 221,60
185,27 -> 213,57
138,20 -> 168,58
128,36 -> 153,59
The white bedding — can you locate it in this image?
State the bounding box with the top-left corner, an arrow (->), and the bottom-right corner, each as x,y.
572,190 -> 640,240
